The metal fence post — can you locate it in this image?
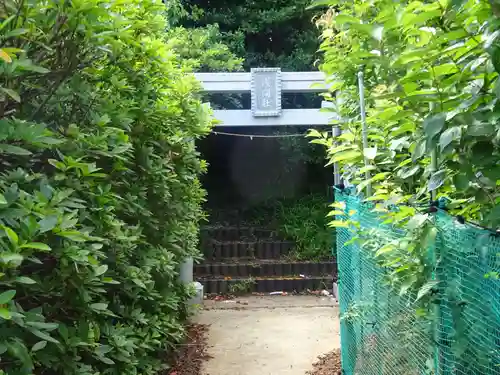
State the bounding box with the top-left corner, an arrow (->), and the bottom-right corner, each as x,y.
333,126 -> 342,185
358,71 -> 371,196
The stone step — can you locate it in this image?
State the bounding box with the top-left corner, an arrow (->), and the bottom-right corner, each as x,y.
202,240 -> 294,260
195,261 -> 337,278
199,276 -> 334,294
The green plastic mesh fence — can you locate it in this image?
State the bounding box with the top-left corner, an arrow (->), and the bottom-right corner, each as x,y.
335,191 -> 500,375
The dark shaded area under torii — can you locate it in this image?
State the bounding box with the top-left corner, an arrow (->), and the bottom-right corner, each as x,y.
198,126 -> 332,213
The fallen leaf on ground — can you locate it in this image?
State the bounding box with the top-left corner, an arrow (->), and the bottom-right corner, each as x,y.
167,324 -> 211,375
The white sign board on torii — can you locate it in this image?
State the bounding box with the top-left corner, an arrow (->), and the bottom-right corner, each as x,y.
194,68 -> 335,127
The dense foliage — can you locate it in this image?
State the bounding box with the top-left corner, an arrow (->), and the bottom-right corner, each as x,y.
0,1 -> 222,374
270,195 -> 333,260
181,0 -> 321,71
310,1 -> 500,369
311,0 -> 500,361
313,0 -> 499,224
243,195 -> 333,260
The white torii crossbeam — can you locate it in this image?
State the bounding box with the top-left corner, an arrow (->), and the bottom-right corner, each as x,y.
194,69 -> 334,127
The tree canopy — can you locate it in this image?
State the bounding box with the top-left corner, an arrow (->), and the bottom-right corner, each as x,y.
181,0 -> 322,71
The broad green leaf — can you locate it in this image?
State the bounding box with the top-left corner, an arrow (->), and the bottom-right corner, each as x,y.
433,63 -> 458,77
334,14 -> 359,25
6,340 -> 33,369
0,193 -> 6,204
58,231 -> 87,242
0,144 -> 32,155
30,329 -> 60,344
406,214 -> 428,230
38,215 -> 58,233
327,210 -> 346,217
412,140 -> 426,161
16,276 -> 36,284
328,220 -> 349,228
428,170 -> 446,191
375,243 -> 396,256
338,132 -> 355,142
372,172 -> 389,182
399,278 -> 416,296
331,150 -> 362,163
467,123 -> 495,137
102,277 -> 120,285
94,265 -> 108,276
416,280 -> 440,301
0,49 -> 12,63
363,147 -> 377,160
1,88 -> 20,102
90,303 -> 108,311
358,165 -> 376,174
423,113 -> 446,139
0,308 -> 11,319
1,226 -> 18,245
0,253 -> 23,266
371,25 -> 384,41
4,29 -> 28,38
26,322 -> 58,331
36,136 -> 64,145
132,278 -> 147,288
20,242 -> 51,251
98,356 -> 115,365
15,59 -> 50,73
356,179 -> 373,193
0,15 -> 16,32
95,345 -> 113,355
398,165 -> 420,179
307,129 -> 322,138
31,341 -> 47,352
0,289 -> 16,304
484,30 -> 500,49
439,127 -> 461,149
403,9 -> 441,27
330,202 -> 346,209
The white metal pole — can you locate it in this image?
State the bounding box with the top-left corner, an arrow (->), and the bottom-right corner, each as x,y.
322,100 -> 342,187
358,71 -> 371,196
333,126 -> 341,185
429,102 -> 437,201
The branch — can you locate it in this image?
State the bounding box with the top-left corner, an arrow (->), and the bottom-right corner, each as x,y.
29,73 -> 69,121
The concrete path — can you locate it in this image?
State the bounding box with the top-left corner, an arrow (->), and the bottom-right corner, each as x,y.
195,296 -> 340,375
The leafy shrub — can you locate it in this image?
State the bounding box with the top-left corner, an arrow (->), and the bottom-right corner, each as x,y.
0,1 -> 223,374
312,0 -> 500,225
248,195 -> 333,260
271,195 -> 333,260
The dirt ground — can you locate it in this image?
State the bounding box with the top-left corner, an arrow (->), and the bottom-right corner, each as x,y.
306,349 -> 342,375
194,295 -> 340,375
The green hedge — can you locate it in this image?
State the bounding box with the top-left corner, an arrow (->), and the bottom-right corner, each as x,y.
0,1 -> 212,374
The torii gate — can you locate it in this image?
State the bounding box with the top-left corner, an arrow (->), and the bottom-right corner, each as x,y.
194,68 -> 336,127
194,68 -> 341,183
